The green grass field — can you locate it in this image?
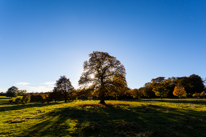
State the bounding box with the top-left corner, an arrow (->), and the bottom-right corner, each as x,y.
0,96 -> 206,137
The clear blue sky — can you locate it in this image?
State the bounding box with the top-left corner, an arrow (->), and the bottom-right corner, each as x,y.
0,0 -> 206,92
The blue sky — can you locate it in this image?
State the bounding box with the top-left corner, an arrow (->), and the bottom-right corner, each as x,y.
0,0 -> 206,92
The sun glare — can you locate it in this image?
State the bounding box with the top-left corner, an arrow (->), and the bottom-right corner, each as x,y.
90,74 -> 95,79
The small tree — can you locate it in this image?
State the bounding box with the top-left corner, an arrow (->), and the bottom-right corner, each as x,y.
173,86 -> 187,99
22,94 -> 31,104
15,98 -> 21,104
56,76 -> 74,103
6,86 -> 18,98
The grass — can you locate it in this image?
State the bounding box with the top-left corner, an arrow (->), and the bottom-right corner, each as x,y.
0,95 -> 22,105
0,96 -> 206,137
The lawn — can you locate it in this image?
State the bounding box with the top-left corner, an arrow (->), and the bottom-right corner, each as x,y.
0,96 -> 206,137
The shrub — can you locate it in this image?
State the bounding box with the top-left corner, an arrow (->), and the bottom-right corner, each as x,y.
187,93 -> 192,98
192,93 -> 197,98
88,96 -> 93,100
15,98 -> 21,104
192,93 -> 200,99
9,99 -> 13,104
22,94 -> 31,104
200,91 -> 205,98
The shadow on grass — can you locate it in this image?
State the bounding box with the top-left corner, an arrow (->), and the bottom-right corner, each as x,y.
139,99 -> 206,105
0,101 -> 73,112
14,103 -> 206,137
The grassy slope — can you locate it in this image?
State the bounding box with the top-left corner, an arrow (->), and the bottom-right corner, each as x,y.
0,96 -> 22,105
0,96 -> 206,137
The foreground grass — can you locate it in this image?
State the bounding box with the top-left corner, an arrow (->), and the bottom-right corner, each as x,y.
0,97 -> 206,137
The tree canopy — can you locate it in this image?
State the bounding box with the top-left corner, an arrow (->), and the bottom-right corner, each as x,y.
79,51 -> 126,104
56,76 -> 74,102
6,86 -> 18,98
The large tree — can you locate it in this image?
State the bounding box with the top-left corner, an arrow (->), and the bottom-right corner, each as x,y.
6,86 -> 18,98
79,51 -> 126,104
56,76 -> 74,103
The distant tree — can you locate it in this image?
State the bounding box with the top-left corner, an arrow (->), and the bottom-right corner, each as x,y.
49,87 -> 62,102
79,51 -> 126,104
107,73 -> 128,99
56,76 -> 74,103
130,89 -> 142,98
173,86 -> 187,99
152,81 -> 169,99
164,77 -> 176,98
22,94 -> 31,103
17,90 -> 27,96
30,93 -> 36,102
151,77 -> 165,83
188,74 -> 204,93
6,86 -> 18,98
15,98 -> 21,104
141,82 -> 155,98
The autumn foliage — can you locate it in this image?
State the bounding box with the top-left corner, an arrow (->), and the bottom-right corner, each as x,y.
173,86 -> 187,98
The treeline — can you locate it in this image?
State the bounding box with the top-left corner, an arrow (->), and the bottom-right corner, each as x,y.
6,74 -> 206,104
4,52 -> 206,105
138,74 -> 205,99
1,90 -> 26,96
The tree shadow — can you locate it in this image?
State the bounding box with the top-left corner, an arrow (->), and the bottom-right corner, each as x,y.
15,103 -> 206,137
140,99 -> 206,105
0,102 -> 69,112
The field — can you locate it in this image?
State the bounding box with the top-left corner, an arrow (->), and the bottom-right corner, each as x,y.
0,96 -> 206,137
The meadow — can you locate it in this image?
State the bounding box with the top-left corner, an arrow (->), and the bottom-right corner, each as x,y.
0,96 -> 206,137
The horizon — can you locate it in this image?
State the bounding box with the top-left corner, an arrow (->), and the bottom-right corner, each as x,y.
1,0 -> 206,92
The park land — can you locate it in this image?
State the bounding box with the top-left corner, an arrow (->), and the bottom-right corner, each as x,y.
0,96 -> 206,137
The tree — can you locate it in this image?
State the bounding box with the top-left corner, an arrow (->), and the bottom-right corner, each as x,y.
79,51 -> 126,104
49,87 -> 62,102
188,74 -> 204,93
173,86 -> 187,99
56,76 -> 74,103
22,94 -> 31,103
17,90 -> 27,96
106,73 -> 128,99
152,81 -> 169,99
6,86 -> 18,98
130,89 -> 142,98
141,82 -> 155,98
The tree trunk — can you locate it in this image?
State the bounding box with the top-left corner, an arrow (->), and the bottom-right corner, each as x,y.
100,94 -> 105,104
99,89 -> 105,104
65,98 -> 67,103
99,78 -> 106,104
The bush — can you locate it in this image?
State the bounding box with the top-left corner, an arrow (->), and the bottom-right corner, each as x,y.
200,91 -> 205,98
192,93 -> 197,98
22,94 -> 31,104
9,99 -> 13,104
15,98 -> 21,104
87,96 -> 93,100
187,93 -> 192,98
192,93 -> 200,99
